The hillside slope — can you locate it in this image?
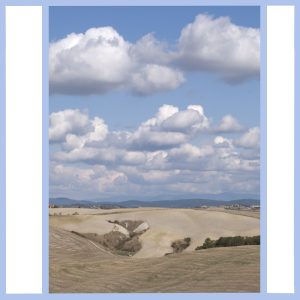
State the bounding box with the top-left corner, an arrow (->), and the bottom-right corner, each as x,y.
50,226 -> 260,293
50,208 -> 260,258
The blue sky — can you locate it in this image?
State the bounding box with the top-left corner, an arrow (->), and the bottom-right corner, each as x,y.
50,6 -> 260,42
49,6 -> 260,200
50,6 -> 260,130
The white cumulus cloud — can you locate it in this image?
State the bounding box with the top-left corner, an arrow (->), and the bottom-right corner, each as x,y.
163,105 -> 209,132
49,109 -> 108,146
131,64 -> 184,95
49,109 -> 90,142
176,14 -> 260,83
50,27 -> 132,95
215,114 -> 243,133
49,14 -> 260,96
129,104 -> 210,150
50,27 -> 184,96
235,127 -> 260,148
49,106 -> 260,199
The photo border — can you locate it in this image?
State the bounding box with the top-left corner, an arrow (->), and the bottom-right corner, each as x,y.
0,0 -> 298,298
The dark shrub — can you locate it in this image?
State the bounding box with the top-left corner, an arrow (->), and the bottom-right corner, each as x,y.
245,235 -> 260,245
171,237 -> 191,253
195,235 -> 260,250
202,237 -> 216,249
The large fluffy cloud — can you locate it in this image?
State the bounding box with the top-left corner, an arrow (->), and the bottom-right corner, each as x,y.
49,109 -> 108,155
49,109 -> 90,142
129,33 -> 172,65
129,104 -> 209,150
50,27 -> 132,95
50,106 -> 260,199
49,14 -> 260,96
50,27 -> 184,96
161,105 -> 209,133
176,14 -> 260,83
49,104 -> 210,153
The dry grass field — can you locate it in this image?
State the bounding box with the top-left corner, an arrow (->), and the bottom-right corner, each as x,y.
196,207 -> 260,219
49,207 -> 260,293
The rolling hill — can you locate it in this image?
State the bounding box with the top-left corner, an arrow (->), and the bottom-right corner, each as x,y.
49,197 -> 260,208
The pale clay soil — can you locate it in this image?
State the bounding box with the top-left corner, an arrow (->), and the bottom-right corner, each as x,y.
50,207 -> 260,258
49,207 -> 260,293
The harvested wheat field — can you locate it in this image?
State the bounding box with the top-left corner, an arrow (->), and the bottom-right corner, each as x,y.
49,207 -> 260,293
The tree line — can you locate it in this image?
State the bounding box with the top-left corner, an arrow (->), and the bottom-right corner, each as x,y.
195,235 -> 260,250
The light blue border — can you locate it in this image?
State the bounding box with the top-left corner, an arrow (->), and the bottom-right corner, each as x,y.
294,2 -> 299,296
2,0 -> 300,6
0,0 -> 298,299
0,2 -> 6,298
1,0 -> 299,6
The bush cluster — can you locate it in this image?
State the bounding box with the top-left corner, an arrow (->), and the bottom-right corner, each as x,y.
195,235 -> 260,250
171,237 -> 191,253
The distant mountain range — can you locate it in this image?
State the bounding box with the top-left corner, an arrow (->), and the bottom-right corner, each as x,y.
49,193 -> 260,208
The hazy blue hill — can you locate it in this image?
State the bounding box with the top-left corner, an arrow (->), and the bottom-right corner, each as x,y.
117,199 -> 259,208
49,197 -> 259,208
49,198 -> 96,207
90,192 -> 259,202
200,192 -> 259,201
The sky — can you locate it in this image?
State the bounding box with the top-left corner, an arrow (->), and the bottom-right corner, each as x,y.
49,6 -> 260,201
